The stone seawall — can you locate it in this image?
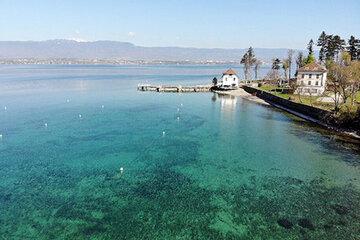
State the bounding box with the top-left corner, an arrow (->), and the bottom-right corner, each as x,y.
242,86 -> 332,122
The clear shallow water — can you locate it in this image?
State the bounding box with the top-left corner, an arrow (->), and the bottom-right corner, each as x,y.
0,65 -> 359,239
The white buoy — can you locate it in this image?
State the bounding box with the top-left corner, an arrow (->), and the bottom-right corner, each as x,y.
66,99 -> 70,103
4,106 -> 7,111
177,108 -> 180,112
162,131 -> 166,136
44,123 -> 48,128
101,105 -> 105,109
180,103 -> 183,107
0,134 -> 2,140
120,167 -> 124,174
177,116 -> 180,120
79,114 -> 82,119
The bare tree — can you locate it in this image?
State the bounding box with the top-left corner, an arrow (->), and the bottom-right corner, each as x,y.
296,52 -> 304,69
328,62 -> 346,111
349,61 -> 360,105
254,60 -> 262,80
291,78 -> 305,103
287,49 -> 295,78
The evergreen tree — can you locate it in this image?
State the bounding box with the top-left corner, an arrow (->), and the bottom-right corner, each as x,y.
305,39 -> 315,65
272,58 -> 281,70
333,35 -> 345,59
304,54 -> 315,64
268,58 -> 282,82
212,77 -> 218,86
317,31 -> 327,61
325,35 -> 345,61
325,34 -> 335,60
240,47 -> 256,79
347,35 -> 360,61
307,39 -> 314,55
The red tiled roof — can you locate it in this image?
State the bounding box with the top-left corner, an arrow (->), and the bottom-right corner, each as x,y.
223,68 -> 237,75
298,62 -> 327,73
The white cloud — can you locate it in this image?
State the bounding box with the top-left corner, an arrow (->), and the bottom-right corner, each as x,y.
128,31 -> 136,37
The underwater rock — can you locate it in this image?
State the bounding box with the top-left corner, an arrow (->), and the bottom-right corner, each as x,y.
331,204 -> 349,215
337,219 -> 347,226
285,177 -> 303,185
298,218 -> 315,230
277,218 -> 293,229
0,193 -> 11,202
323,223 -> 332,230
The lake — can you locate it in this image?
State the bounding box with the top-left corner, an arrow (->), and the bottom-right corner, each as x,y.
0,65 -> 359,239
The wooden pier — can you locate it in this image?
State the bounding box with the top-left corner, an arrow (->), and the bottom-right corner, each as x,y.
137,84 -> 212,93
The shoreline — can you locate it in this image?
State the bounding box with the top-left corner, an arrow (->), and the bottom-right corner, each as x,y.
235,86 -> 360,141
213,88 -> 269,106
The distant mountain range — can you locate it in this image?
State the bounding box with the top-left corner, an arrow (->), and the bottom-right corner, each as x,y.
0,39 -> 306,63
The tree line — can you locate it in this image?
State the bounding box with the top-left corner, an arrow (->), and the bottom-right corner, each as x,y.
240,33 -> 360,81
317,31 -> 360,62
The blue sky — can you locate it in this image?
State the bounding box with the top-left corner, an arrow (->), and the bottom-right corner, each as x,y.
0,0 -> 359,49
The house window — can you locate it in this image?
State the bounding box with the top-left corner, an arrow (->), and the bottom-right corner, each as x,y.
309,74 -> 312,78
315,81 -> 319,86
301,81 -> 304,85
308,81 -> 311,85
316,74 -> 320,79
311,89 -> 317,94
233,78 -> 236,81
301,74 -> 305,78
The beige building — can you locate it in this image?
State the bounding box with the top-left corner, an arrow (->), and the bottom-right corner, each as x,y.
295,62 -> 327,96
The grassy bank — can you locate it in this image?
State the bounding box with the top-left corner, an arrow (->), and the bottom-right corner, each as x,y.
257,85 -> 335,111
255,84 -> 360,136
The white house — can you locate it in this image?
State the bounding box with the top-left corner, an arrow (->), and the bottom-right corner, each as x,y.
217,69 -> 239,90
295,62 -> 327,96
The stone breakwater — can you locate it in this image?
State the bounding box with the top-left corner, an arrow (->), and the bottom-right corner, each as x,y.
137,84 -> 212,92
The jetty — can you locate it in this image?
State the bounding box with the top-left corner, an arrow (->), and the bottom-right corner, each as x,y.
137,84 -> 212,93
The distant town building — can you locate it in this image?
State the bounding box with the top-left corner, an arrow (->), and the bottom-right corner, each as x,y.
295,62 -> 327,96
217,69 -> 239,90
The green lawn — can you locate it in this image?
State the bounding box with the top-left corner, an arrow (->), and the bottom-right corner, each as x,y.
258,85 -> 290,99
257,84 -> 335,111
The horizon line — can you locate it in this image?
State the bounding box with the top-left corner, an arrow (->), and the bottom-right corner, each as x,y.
0,39 -> 308,51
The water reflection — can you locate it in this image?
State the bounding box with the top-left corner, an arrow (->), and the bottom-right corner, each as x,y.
213,93 -> 238,112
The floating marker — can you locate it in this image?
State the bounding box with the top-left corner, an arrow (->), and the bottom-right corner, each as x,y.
79,114 -> 82,119
120,167 -> 124,174
177,116 -> 180,120
66,99 -> 70,103
101,105 -> 105,109
177,108 -> 180,112
4,106 -> 7,111
162,131 -> 166,136
180,103 -> 183,107
44,123 -> 48,128
0,134 -> 2,140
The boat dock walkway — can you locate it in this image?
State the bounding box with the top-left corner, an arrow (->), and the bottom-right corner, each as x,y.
137,84 -> 212,92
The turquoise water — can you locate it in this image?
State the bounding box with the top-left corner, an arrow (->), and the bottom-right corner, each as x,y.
0,65 -> 359,239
